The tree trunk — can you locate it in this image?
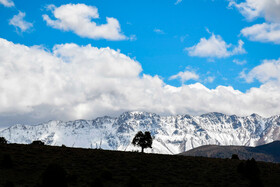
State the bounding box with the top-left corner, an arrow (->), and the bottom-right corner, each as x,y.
141,147 -> 144,153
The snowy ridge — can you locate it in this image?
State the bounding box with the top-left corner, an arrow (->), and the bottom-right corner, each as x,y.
1,111 -> 280,154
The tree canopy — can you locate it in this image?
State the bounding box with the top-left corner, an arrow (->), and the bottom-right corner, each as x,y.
132,131 -> 152,153
0,137 -> 7,144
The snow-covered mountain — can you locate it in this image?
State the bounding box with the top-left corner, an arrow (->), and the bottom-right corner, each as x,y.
1,111 -> 280,154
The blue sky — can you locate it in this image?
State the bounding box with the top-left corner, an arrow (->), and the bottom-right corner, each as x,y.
1,0 -> 280,126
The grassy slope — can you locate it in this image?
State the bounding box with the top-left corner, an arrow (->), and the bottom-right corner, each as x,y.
1,144 -> 280,187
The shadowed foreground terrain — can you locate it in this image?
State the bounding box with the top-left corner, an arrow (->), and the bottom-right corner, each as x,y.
1,144 -> 280,186
180,141 -> 280,163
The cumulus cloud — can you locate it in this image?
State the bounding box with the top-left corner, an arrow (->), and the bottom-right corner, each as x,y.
169,70 -> 199,83
229,0 -> 280,22
1,38 -> 280,126
42,3 -> 127,40
230,0 -> 280,44
241,23 -> 280,44
241,58 -> 280,83
9,11 -> 33,32
185,34 -> 246,58
0,0 -> 14,7
0,38 -> 141,125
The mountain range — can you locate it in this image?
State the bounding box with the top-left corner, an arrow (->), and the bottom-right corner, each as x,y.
1,111 -> 280,154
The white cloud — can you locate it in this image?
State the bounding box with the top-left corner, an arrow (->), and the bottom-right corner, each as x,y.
0,38 -> 141,124
1,38 -> 280,126
185,34 -> 246,58
0,0 -> 14,7
169,70 -> 199,83
43,3 -> 127,40
205,76 -> 215,83
154,28 -> 165,34
233,59 -> 247,65
230,0 -> 280,44
241,23 -> 280,44
229,0 -> 280,22
241,58 -> 280,83
9,11 -> 33,32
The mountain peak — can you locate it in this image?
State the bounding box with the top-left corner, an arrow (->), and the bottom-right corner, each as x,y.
200,112 -> 226,118
250,113 -> 262,118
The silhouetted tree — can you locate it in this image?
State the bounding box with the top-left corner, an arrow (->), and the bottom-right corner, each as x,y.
246,158 -> 260,178
132,131 -> 152,153
237,158 -> 263,187
231,154 -> 239,160
0,137 -> 7,144
42,163 -> 67,187
31,140 -> 44,145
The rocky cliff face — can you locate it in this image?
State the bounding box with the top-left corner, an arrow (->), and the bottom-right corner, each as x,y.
1,111 -> 280,154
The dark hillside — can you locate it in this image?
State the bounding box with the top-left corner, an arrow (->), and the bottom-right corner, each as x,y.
0,143 -> 280,186
180,141 -> 280,162
253,141 -> 280,158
